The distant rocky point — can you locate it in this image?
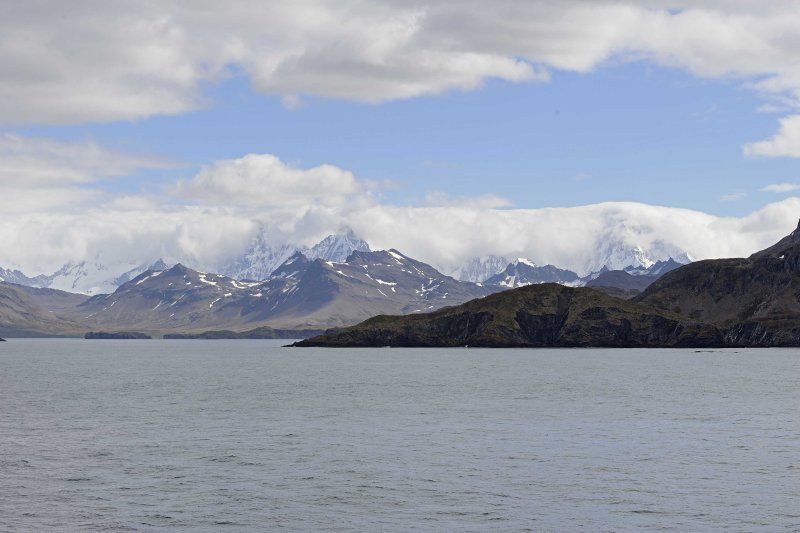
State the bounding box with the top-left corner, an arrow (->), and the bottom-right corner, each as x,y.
164,327 -> 324,339
85,331 -> 152,339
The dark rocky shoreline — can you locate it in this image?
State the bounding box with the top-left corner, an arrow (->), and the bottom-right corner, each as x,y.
85,331 -> 152,339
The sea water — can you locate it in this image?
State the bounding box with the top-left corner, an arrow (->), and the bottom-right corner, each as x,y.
0,339 -> 798,532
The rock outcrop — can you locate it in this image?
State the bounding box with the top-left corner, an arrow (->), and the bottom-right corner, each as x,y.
295,284 -> 723,348
84,331 -> 152,339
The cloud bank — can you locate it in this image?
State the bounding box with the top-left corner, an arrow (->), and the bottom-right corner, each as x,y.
0,134 -> 174,213
3,146 -> 799,277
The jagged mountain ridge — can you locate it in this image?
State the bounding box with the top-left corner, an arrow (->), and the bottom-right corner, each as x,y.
62,248 -> 493,334
0,235 -> 690,336
0,259 -> 169,296
305,231 -> 371,262
452,255 -> 510,283
0,267 -> 50,287
484,259 -> 581,288
0,232 -> 370,295
623,258 -> 684,277
3,227 -> 688,296
579,236 -> 691,275
220,230 -> 370,281
479,256 -> 685,292
585,259 -> 686,299
454,241 -> 692,283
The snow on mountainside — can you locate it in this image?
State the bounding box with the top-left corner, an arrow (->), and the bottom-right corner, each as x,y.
0,259 -> 169,296
305,231 -> 370,262
453,255 -> 509,282
580,238 -> 691,275
451,238 -> 692,284
220,230 -> 370,281
73,248 -> 492,332
623,258 -> 685,277
484,259 -> 581,288
0,267 -> 50,287
1,231 -> 370,295
220,235 -> 299,282
3,225 -> 691,296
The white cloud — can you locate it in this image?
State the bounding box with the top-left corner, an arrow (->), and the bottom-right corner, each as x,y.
172,153 -> 366,209
0,133 -> 173,187
0,186 -> 103,214
720,192 -> 746,202
2,188 -> 799,279
761,183 -> 800,193
0,5 -> 204,124
0,148 -> 800,274
347,199 -> 800,275
743,115 -> 800,158
423,191 -> 513,209
3,1 -> 800,133
0,134 -> 175,213
1,146 -> 798,277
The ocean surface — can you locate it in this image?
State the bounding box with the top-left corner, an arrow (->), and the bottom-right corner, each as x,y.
0,339 -> 798,532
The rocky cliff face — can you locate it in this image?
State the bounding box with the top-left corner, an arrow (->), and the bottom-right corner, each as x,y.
635,220 -> 800,341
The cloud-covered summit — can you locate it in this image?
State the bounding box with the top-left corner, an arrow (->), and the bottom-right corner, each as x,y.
2,147 -> 799,279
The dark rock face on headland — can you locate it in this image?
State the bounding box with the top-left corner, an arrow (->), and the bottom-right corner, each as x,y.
0,337 -> 5,341
295,284 -> 723,348
297,221 -> 800,348
85,331 -> 152,339
635,219 -> 800,346
585,270 -> 658,299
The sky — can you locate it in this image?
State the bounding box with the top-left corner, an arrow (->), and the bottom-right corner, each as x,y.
2,1 -> 800,275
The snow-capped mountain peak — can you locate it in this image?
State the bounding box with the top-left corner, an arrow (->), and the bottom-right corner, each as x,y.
219,229 -> 300,282
452,255 -> 510,282
580,237 -> 691,275
623,257 -> 686,277
305,230 -> 370,262
514,258 -> 538,268
0,258 -> 171,296
485,260 -> 580,289
221,229 -> 370,281
0,267 -> 50,287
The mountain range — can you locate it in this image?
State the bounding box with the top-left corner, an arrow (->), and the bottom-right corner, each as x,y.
0,246 -> 492,337
2,229 -> 686,296
0,231 -> 689,338
297,221 -> 800,348
0,231 -> 371,295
